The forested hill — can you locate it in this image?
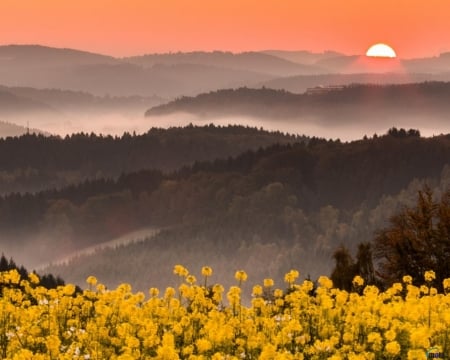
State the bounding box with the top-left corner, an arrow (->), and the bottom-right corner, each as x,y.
0,120 -> 45,138
3,130 -> 450,274
0,125 -> 301,194
145,82 -> 450,121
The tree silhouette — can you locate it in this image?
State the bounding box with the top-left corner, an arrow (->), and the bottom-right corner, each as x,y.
373,186 -> 450,289
331,242 -> 377,291
330,246 -> 355,291
355,242 -> 376,286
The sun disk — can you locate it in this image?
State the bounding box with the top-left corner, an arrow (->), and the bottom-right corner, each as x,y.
366,43 -> 397,58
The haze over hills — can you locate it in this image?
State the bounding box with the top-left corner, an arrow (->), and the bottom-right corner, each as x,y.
312,52 -> 450,74
259,73 -> 450,94
146,83 -> 450,139
0,45 -> 277,98
0,120 -> 45,137
1,45 -> 450,100
2,44 -> 448,138
0,88 -> 57,115
0,125 -> 302,266
28,130 -> 449,291
124,51 -> 323,76
261,50 -> 344,65
0,85 -> 164,136
1,44 -> 450,291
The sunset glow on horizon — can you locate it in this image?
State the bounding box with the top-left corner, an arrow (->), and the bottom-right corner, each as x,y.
1,0 -> 450,58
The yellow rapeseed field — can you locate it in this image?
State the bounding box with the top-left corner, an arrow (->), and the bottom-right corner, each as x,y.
0,266 -> 449,359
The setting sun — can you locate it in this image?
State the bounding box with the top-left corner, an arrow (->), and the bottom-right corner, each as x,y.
366,43 -> 397,58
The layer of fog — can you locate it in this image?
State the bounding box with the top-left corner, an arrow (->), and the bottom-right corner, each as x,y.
34,227 -> 160,271
4,110 -> 450,141
145,113 -> 450,141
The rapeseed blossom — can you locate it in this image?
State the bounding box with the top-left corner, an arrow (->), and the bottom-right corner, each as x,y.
0,268 -> 449,359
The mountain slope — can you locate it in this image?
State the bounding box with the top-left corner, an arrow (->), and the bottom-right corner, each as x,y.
259,73 -> 450,94
2,131 -> 449,279
124,51 -> 321,76
145,83 -> 450,137
0,46 -> 275,97
36,133 -> 450,290
0,120 -> 44,138
261,50 -> 343,65
0,125 -> 302,194
0,44 -> 118,67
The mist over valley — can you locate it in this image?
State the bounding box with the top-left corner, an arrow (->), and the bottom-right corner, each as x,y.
1,44 -> 450,294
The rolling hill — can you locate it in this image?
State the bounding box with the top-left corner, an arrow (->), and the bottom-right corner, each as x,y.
35,131 -> 450,291
124,51 -> 322,76
145,83 -> 450,138
0,46 -> 284,97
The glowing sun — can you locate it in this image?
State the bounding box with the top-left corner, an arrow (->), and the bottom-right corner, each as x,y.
366,43 -> 397,58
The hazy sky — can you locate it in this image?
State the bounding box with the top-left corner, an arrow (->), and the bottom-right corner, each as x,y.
1,0 -> 449,58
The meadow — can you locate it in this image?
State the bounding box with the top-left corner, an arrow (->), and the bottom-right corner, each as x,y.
0,266 -> 448,359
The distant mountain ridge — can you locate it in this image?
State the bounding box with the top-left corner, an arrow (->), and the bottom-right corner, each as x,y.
0,120 -> 45,137
0,85 -> 162,111
145,82 -> 450,129
0,44 -> 118,66
1,45 -> 450,99
261,50 -> 344,65
259,73 -> 450,94
124,50 -> 323,76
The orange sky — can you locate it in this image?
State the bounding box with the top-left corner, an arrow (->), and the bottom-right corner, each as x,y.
1,0 -> 449,58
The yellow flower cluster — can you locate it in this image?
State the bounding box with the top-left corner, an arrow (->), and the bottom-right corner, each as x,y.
0,268 -> 449,359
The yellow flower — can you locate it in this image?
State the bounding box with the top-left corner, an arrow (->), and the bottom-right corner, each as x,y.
274,288 -> 284,298
196,338 -> 212,353
186,275 -> 196,285
173,265 -> 189,277
234,270 -> 248,283
352,275 -> 364,287
263,278 -> 274,288
403,275 -> 413,284
443,278 -> 450,291
149,287 -> 159,297
385,341 -> 401,356
407,349 -> 427,360
28,272 -> 40,284
86,276 -> 97,286
201,266 -> 213,277
259,344 -> 278,360
318,276 -> 333,289
424,270 -> 436,282
284,269 -> 300,285
384,329 -> 396,341
252,285 -> 263,297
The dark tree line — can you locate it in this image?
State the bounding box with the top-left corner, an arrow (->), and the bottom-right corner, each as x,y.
1,129 -> 449,261
0,124 -> 300,194
146,82 -> 450,120
0,254 -> 66,291
331,186 -> 450,291
374,186 -> 450,289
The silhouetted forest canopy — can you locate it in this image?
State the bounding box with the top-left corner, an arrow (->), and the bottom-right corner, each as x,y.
0,125 -> 300,194
330,186 -> 450,291
1,126 -> 446,290
146,82 -> 450,122
0,254 -> 66,291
